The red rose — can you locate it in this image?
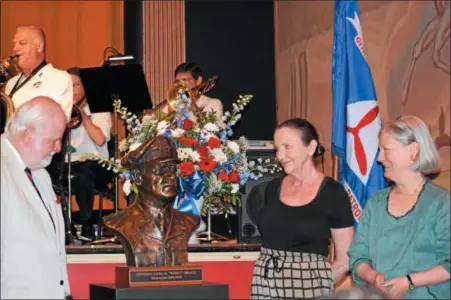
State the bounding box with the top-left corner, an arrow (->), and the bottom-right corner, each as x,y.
199,156 -> 217,172
229,171 -> 240,183
207,137 -> 221,149
183,119 -> 193,130
218,170 -> 229,182
179,136 -> 198,147
197,146 -> 209,158
179,162 -> 195,176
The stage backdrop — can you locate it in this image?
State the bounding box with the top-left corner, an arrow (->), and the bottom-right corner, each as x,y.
275,1 -> 450,189
1,0 -> 127,209
185,1 -> 277,141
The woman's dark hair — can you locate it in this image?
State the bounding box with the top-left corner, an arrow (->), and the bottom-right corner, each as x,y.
66,67 -> 81,77
276,118 -> 325,157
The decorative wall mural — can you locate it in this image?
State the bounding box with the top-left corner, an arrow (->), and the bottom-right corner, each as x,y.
434,107 -> 450,150
288,51 -> 309,119
402,0 -> 450,108
276,1 -> 450,187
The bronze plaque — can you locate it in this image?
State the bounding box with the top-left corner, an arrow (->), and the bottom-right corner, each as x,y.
116,265 -> 203,288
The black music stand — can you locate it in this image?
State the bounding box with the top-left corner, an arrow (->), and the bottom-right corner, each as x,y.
79,64 -> 153,223
79,63 -> 152,114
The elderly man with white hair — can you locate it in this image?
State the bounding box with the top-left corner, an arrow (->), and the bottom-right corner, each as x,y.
4,25 -> 73,121
1,96 -> 72,299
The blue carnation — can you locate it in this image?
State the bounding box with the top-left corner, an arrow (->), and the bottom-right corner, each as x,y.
239,171 -> 250,184
163,129 -> 172,139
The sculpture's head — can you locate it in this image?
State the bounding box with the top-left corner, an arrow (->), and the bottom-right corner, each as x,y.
121,136 -> 178,207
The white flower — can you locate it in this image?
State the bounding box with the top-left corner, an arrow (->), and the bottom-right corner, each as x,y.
204,122 -> 219,132
227,141 -> 240,154
142,115 -> 157,126
123,179 -> 131,196
210,148 -> 228,164
177,148 -> 195,161
189,151 -> 201,162
136,132 -> 146,143
157,120 -> 169,132
231,183 -> 240,194
206,173 -> 228,194
129,142 -> 142,151
200,129 -> 216,141
171,128 -> 185,138
119,140 -> 128,152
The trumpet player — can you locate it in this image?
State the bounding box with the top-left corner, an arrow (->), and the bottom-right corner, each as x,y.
49,67 -> 112,241
174,61 -> 223,121
4,25 -> 73,121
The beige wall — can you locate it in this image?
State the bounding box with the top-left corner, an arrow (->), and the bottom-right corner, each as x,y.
275,1 -> 450,189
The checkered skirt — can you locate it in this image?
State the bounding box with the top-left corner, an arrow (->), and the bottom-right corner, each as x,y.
251,247 -> 333,299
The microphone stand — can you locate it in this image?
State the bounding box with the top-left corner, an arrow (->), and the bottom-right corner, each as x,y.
67,130 -> 73,219
60,129 -> 75,244
113,102 -> 119,212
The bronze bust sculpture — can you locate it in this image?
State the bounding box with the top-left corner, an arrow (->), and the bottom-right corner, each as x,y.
103,136 -> 200,267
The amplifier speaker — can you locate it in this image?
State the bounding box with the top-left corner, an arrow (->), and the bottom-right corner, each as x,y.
237,149 -> 283,244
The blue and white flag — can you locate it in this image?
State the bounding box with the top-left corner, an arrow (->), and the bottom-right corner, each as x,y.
331,0 -> 386,225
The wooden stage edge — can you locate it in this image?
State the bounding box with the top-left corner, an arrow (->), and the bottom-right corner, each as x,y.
67,251 -> 260,264
66,245 -> 353,296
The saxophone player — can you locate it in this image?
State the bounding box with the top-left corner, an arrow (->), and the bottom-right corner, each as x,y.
4,25 -> 73,121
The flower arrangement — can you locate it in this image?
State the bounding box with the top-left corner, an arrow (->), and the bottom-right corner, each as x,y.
81,85 -> 282,217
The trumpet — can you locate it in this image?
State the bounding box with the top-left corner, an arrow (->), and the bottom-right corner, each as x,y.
148,75 -> 218,120
189,75 -> 218,101
68,98 -> 87,129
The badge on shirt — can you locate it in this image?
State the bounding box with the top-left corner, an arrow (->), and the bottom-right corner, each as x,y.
32,72 -> 44,88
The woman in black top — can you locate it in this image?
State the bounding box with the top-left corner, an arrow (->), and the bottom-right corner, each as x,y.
250,118 -> 355,299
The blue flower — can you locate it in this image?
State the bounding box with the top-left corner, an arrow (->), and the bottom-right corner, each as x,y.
239,171 -> 250,184
248,173 -> 259,180
120,171 -> 131,180
220,132 -> 228,141
163,129 -> 172,139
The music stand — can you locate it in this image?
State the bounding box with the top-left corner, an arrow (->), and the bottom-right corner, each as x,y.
79,63 -> 152,114
79,64 -> 153,215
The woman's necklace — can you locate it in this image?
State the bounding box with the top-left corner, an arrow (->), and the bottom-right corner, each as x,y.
394,177 -> 426,196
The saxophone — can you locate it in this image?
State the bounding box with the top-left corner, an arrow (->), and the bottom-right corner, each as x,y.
0,55 -> 19,133
0,54 -> 19,87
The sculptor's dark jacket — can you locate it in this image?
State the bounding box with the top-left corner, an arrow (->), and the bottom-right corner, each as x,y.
104,201 -> 200,267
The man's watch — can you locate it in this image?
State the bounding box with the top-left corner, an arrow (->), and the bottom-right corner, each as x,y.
406,274 -> 415,290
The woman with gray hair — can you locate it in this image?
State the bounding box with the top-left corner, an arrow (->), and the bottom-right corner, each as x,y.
348,115 -> 450,299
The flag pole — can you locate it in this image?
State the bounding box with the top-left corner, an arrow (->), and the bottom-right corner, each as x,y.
332,155 -> 339,181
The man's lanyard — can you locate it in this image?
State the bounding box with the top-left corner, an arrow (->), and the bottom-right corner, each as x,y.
8,60 -> 48,98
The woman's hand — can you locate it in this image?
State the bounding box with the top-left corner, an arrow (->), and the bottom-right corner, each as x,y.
383,276 -> 409,299
371,272 -> 389,295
